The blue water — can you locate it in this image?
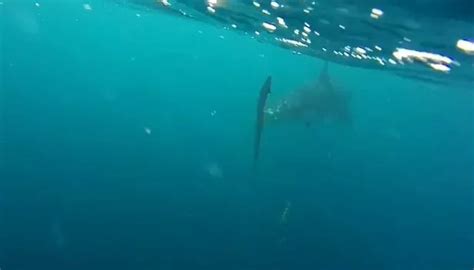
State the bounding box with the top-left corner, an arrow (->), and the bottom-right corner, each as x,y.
1,1 -> 473,269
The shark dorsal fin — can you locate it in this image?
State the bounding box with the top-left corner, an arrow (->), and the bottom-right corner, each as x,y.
318,61 -> 329,83
318,61 -> 333,91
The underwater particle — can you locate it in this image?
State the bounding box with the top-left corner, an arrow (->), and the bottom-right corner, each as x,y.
83,3 -> 92,10
231,24 -> 237,28
319,18 -> 330,25
270,1 -> 279,9
35,2 -> 40,7
280,201 -> 291,224
178,9 -> 187,16
51,219 -> 66,249
262,9 -> 270,15
136,13 -> 141,17
252,1 -> 260,8
144,127 -> 152,135
327,151 -> 333,159
336,7 -> 349,14
386,127 -> 401,140
210,110 -> 217,116
198,30 -> 203,34
277,236 -> 287,246
456,39 -> 474,55
338,24 -> 346,30
219,35 -> 224,39
207,162 -> 223,178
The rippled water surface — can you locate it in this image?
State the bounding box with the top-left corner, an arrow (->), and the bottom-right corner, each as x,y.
123,0 -> 474,87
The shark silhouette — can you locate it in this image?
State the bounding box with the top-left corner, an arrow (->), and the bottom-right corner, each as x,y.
264,62 -> 351,127
252,62 -> 351,169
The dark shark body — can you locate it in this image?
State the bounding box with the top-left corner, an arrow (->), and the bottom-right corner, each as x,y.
251,63 -> 350,170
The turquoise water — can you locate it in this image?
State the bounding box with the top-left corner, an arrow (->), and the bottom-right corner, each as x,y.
1,1 -> 473,269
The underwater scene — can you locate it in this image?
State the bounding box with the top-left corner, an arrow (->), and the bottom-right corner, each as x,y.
1,0 -> 473,269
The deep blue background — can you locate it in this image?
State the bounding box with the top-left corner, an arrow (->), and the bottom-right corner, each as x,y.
1,1 -> 473,269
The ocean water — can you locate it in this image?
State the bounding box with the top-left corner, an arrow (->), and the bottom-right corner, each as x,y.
1,1 -> 473,270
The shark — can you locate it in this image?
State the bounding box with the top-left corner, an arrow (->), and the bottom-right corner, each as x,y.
252,62 -> 351,169
263,62 -> 351,128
